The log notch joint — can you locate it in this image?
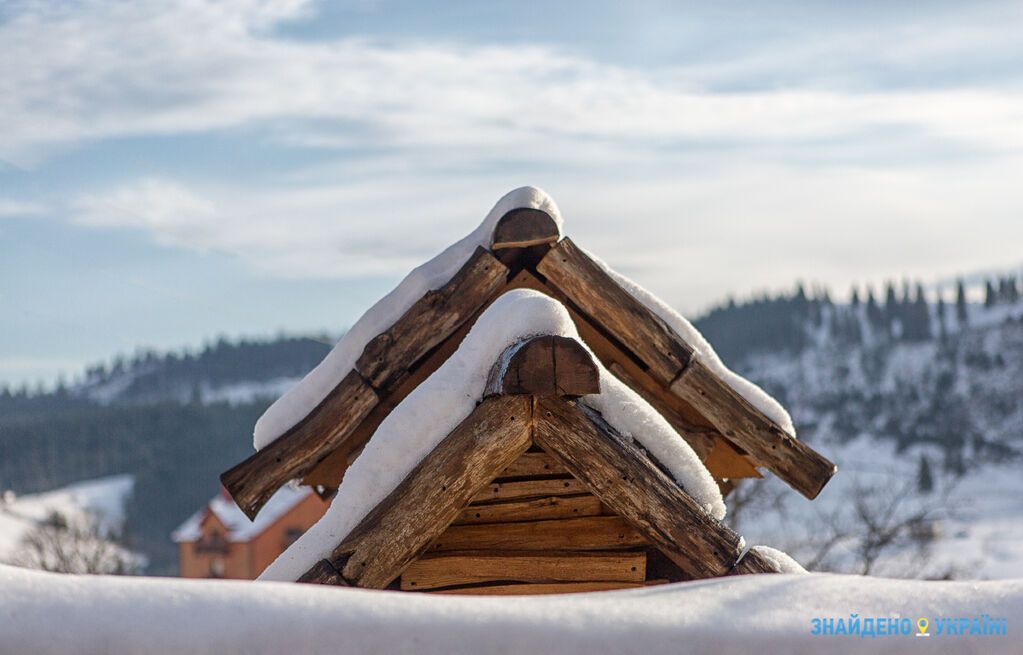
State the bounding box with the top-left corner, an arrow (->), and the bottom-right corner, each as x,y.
485,335 -> 600,398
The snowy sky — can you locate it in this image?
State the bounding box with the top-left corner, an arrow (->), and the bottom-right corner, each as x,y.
2,0 -> 1022,386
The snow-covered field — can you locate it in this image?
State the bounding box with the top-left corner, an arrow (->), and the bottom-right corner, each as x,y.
0,565 -> 1017,654
0,475 -> 134,563
734,433 -> 1023,579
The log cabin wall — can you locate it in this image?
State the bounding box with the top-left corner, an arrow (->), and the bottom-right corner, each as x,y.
399,447 -> 679,595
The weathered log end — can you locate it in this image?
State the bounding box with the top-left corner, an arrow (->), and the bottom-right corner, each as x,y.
727,546 -> 783,576
219,371 -> 379,520
491,208 -> 560,250
485,335 -> 600,398
671,358 -> 837,500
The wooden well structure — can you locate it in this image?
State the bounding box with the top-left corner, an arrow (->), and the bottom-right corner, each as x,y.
221,205 -> 836,594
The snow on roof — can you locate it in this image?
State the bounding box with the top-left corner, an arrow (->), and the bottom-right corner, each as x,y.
259,289 -> 725,582
2,565 -> 1018,654
172,485 -> 312,544
253,186 -> 794,452
253,186 -> 563,450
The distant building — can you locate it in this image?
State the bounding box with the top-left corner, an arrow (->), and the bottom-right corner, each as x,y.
172,486 -> 328,579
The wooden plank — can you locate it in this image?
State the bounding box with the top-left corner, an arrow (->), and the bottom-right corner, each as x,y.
491,208 -> 560,250
671,359 -> 836,499
472,478 -> 587,504
703,436 -> 762,480
400,550 -> 647,590
308,396 -> 533,588
356,247 -> 508,390
432,581 -> 652,595
220,371 -> 378,520
536,237 -> 693,386
452,495 -> 603,525
497,452 -> 568,478
534,397 -> 744,579
484,335 -> 600,398
428,516 -> 647,553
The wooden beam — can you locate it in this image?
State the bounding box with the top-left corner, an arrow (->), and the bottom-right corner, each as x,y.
497,451 -> 568,478
491,208 -> 560,250
356,247 -> 508,390
728,547 -> 784,576
533,396 -> 743,579
452,494 -> 603,525
432,580 -> 658,595
536,237 -> 693,386
484,335 -> 600,398
671,359 -> 836,499
400,550 -> 647,590
220,371 -> 378,520
310,395 -> 533,588
534,243 -> 835,499
428,516 -> 646,553
471,478 -> 588,504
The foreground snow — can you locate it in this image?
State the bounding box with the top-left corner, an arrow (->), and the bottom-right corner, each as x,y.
0,566 -> 1017,654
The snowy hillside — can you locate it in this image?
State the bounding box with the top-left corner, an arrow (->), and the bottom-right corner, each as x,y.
718,289 -> 1023,579
0,475 -> 141,572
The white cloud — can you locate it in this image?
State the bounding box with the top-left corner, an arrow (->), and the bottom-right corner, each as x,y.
0,199 -> 47,218
2,0 -> 1023,166
6,0 -> 1023,311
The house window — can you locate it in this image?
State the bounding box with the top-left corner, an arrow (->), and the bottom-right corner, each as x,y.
195,528 -> 229,555
283,527 -> 304,548
209,559 -> 225,578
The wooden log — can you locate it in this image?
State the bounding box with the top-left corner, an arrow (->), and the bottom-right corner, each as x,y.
220,371 -> 378,520
318,396 -> 533,588
491,208 -> 560,250
529,249 -> 836,499
671,359 -> 836,499
452,494 -> 603,525
484,335 -> 600,398
296,559 -> 348,585
471,478 -> 588,504
432,580 -> 654,595
606,361 -> 717,460
536,238 -> 693,386
356,247 -> 508,390
533,397 -> 743,579
428,516 -> 647,553
400,550 -> 647,590
497,451 -> 568,478
728,547 -> 784,576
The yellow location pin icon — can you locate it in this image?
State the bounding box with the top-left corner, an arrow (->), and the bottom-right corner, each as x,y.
917,618 -> 930,637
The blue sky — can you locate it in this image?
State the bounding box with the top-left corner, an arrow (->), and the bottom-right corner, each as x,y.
2,0 -> 1022,387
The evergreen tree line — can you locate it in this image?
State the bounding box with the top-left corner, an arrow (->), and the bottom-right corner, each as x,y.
698,273 -> 1022,366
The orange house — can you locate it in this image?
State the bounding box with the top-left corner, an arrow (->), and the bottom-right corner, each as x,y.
172,486 -> 329,579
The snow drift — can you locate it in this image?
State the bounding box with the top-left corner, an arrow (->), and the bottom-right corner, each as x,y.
1,565 -> 1017,655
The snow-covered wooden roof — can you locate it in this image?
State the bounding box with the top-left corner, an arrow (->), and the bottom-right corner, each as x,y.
221,187 -> 836,525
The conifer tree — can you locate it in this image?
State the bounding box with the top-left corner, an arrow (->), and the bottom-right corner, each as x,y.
917,454 -> 935,494
956,279 -> 969,327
